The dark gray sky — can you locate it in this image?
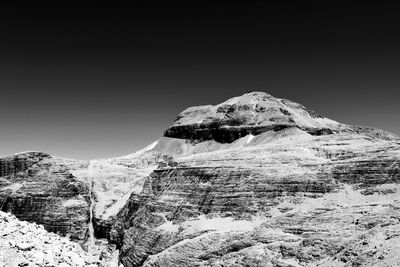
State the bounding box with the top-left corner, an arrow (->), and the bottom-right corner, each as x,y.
1,3 -> 399,159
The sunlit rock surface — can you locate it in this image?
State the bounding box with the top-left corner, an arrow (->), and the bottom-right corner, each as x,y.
0,148 -> 162,243
164,91 -> 396,143
1,92 -> 400,266
0,152 -> 91,242
112,92 -> 400,266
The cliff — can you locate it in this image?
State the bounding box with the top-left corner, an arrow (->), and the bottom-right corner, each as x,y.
0,152 -> 91,242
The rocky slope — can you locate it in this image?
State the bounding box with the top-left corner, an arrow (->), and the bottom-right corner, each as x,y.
0,211 -> 104,266
1,91 -> 399,266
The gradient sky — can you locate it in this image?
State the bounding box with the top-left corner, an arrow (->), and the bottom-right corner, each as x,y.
1,3 -> 399,159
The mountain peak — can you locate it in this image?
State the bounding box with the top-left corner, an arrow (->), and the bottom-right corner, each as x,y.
164,91 -> 339,143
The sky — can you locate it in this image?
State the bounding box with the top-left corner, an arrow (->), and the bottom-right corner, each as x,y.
0,3 -> 399,159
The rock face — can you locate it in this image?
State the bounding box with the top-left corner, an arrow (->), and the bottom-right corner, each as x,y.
86,150 -> 165,240
164,92 -> 396,144
1,91 -> 400,267
0,152 -> 91,242
0,149 -> 162,244
165,92 -> 342,143
111,92 -> 400,266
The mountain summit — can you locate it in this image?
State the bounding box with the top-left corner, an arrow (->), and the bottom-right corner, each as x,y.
165,91 -> 339,142
165,91 -> 396,143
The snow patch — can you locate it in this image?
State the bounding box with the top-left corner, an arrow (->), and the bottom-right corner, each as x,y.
142,140 -> 159,152
181,215 -> 264,235
247,134 -> 255,144
284,184 -> 400,215
1,183 -> 23,193
119,140 -> 159,158
155,221 -> 180,232
154,215 -> 265,235
62,198 -> 86,207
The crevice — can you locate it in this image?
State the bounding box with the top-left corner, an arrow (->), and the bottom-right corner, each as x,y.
87,160 -> 96,253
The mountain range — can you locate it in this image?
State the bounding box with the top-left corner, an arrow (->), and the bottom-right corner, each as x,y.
1,91 -> 399,266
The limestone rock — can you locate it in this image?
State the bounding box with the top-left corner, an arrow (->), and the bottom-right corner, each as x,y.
164,92 -> 340,142
112,92 -> 400,266
0,152 -> 91,242
1,91 -> 400,267
163,92 -> 396,143
0,211 -> 100,266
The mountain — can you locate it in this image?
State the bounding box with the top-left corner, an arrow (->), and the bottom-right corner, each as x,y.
1,91 -> 400,266
164,91 -> 395,143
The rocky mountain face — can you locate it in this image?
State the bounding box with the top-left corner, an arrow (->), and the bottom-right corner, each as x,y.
164,92 -> 395,142
1,91 -> 399,266
0,150 -> 163,262
0,152 -> 91,242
